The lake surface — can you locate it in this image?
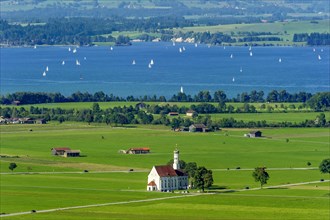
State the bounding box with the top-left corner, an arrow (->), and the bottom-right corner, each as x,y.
1,42 -> 329,98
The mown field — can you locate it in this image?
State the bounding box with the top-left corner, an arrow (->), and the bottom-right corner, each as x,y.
0,124 -> 329,219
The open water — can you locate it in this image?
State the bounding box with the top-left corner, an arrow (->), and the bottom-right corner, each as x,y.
1,42 -> 329,98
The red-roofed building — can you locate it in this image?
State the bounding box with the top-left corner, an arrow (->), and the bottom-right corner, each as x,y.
147,149 -> 188,192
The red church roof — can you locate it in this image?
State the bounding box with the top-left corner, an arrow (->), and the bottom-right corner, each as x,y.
154,165 -> 178,177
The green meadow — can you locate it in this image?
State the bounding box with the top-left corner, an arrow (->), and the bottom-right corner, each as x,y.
0,123 -> 329,219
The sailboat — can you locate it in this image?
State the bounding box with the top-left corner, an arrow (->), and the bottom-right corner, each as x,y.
232,77 -> 235,82
240,67 -> 243,72
249,46 -> 252,51
68,47 -> 71,52
84,57 -> 87,60
34,45 -> 37,49
318,55 -> 322,60
180,86 -> 184,93
62,61 -> 65,65
278,58 -> 282,63
321,49 -> 324,52
182,46 -> 186,51
42,71 -> 46,77
249,51 -> 253,56
313,48 -> 316,52
148,63 -> 152,68
46,66 -> 49,71
73,48 -> 77,53
223,46 -> 226,50
230,54 -> 233,59
179,48 -> 182,53
110,46 -> 113,51
172,42 -> 176,46
76,60 -> 81,65
195,43 -> 198,47
150,59 -> 154,65
132,60 -> 136,65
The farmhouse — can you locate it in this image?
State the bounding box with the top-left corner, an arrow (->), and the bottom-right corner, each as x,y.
51,147 -> 81,157
126,147 -> 150,154
186,110 -> 197,117
147,149 -> 188,192
189,124 -> 207,132
245,131 -> 262,138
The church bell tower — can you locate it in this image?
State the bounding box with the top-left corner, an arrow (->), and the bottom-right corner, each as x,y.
173,149 -> 180,170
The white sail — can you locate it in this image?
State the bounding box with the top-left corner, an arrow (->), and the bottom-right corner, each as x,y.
68,47 -> 71,52
46,66 -> 49,71
76,60 -> 81,65
240,67 -> 243,72
34,45 -> 37,49
150,59 -> 154,65
230,54 -> 233,59
279,58 -> 282,63
195,43 -> 198,47
148,63 -> 152,68
62,61 -> 65,65
172,42 -> 175,46
110,46 -> 113,51
318,55 -> 322,60
232,77 -> 235,82
42,71 -> 46,77
180,86 -> 183,93
182,46 -> 185,51
73,48 -> 77,53
249,51 -> 253,56
132,60 -> 136,65
179,48 -> 182,53
249,46 -> 252,51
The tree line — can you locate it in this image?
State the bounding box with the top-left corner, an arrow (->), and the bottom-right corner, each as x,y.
1,91 -> 329,111
293,32 -> 330,45
1,102 -> 328,129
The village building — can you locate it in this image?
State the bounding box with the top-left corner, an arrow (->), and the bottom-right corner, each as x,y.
189,124 -> 207,132
168,112 -> 179,116
186,110 -> 197,117
245,131 -> 262,138
126,147 -> 150,154
147,149 -> 188,192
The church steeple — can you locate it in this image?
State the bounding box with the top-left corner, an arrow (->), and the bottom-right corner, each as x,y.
173,147 -> 180,170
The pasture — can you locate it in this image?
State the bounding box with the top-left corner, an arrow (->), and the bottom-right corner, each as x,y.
0,124 -> 329,219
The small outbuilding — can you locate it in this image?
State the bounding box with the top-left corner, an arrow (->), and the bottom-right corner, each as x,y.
245,131 -> 262,138
168,112 -> 179,116
63,150 -> 81,157
126,147 -> 150,154
51,147 -> 81,157
189,124 -> 207,132
186,110 -> 197,117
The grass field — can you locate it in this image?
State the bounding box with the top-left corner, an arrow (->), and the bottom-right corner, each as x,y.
0,123 -> 329,219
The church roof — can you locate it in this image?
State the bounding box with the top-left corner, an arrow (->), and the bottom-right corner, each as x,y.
154,165 -> 178,177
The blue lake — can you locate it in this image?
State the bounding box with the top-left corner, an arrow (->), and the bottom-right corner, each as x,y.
1,42 -> 329,98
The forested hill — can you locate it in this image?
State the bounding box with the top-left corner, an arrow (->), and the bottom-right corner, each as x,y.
1,0 -> 329,22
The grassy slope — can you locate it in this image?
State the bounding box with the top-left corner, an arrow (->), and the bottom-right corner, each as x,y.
1,124 -> 329,219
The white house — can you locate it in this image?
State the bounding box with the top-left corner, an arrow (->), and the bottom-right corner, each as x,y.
147,149 -> 188,192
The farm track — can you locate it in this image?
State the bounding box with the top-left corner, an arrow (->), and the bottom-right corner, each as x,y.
0,180 -> 328,218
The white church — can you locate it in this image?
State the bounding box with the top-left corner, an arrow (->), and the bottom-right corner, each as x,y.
147,149 -> 189,192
